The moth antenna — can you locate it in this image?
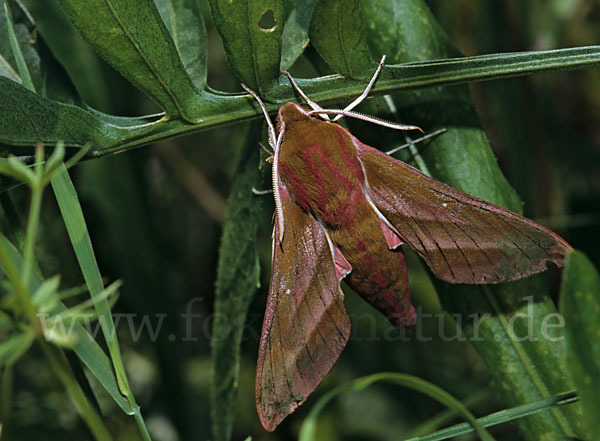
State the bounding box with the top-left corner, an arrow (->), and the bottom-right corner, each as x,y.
385,128 -> 447,155
241,83 -> 286,244
333,55 -> 387,122
252,187 -> 273,195
307,109 -> 422,132
281,71 -> 330,121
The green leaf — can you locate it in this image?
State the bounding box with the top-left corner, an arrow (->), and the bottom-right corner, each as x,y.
154,0 -> 208,90
280,0 -> 316,70
0,0 -> 83,104
18,0 -> 111,109
0,52 -> 19,80
3,1 -> 34,91
0,332 -> 34,366
0,234 -> 133,413
31,274 -> 61,312
359,1 -> 584,439
210,122 -> 263,441
560,250 -> 600,440
361,0 -> 459,62
57,0 -> 199,121
308,0 -> 376,80
43,141 -> 66,178
208,0 -> 284,93
0,76 -> 150,151
50,165 -> 132,395
0,156 -> 35,184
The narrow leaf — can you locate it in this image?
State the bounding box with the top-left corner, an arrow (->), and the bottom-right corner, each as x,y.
0,0 -> 83,104
0,156 -> 35,184
17,0 -> 109,108
560,250 -> 600,440
154,0 -> 208,90
308,0 -> 376,79
57,0 -> 199,120
0,332 -> 34,366
43,141 -> 66,178
208,0 -> 284,93
50,165 -> 133,400
3,2 -> 34,91
31,274 -> 61,310
412,391 -> 578,441
0,53 -> 19,80
210,122 -> 263,441
280,0 -> 316,70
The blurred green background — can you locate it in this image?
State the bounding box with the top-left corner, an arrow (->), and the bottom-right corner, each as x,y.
1,0 -> 599,440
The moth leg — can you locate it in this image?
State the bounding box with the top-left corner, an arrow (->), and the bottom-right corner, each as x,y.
385,128 -> 447,155
259,140 -> 274,155
252,187 -> 273,195
333,55 -> 387,122
241,83 -> 278,150
242,82 -> 286,243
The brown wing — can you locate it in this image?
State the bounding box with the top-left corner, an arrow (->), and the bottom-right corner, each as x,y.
256,187 -> 351,431
357,143 -> 571,284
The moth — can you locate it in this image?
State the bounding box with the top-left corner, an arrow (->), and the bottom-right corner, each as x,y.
242,56 -> 571,431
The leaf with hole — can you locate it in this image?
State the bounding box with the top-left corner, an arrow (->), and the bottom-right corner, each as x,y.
208,0 -> 284,93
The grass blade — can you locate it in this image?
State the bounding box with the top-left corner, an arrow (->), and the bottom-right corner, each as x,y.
3,2 -> 34,91
411,391 -> 578,441
298,373 -> 495,441
50,164 -> 151,440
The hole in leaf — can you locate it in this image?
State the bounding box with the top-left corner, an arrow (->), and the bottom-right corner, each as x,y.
258,9 -> 277,32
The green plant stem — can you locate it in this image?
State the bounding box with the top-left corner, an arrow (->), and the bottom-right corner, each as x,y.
20,186 -> 42,286
21,146 -> 44,287
411,391 -> 578,441
132,408 -> 152,441
39,342 -> 113,441
0,232 -> 37,323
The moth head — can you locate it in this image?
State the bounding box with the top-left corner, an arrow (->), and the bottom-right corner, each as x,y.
277,102 -> 313,126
